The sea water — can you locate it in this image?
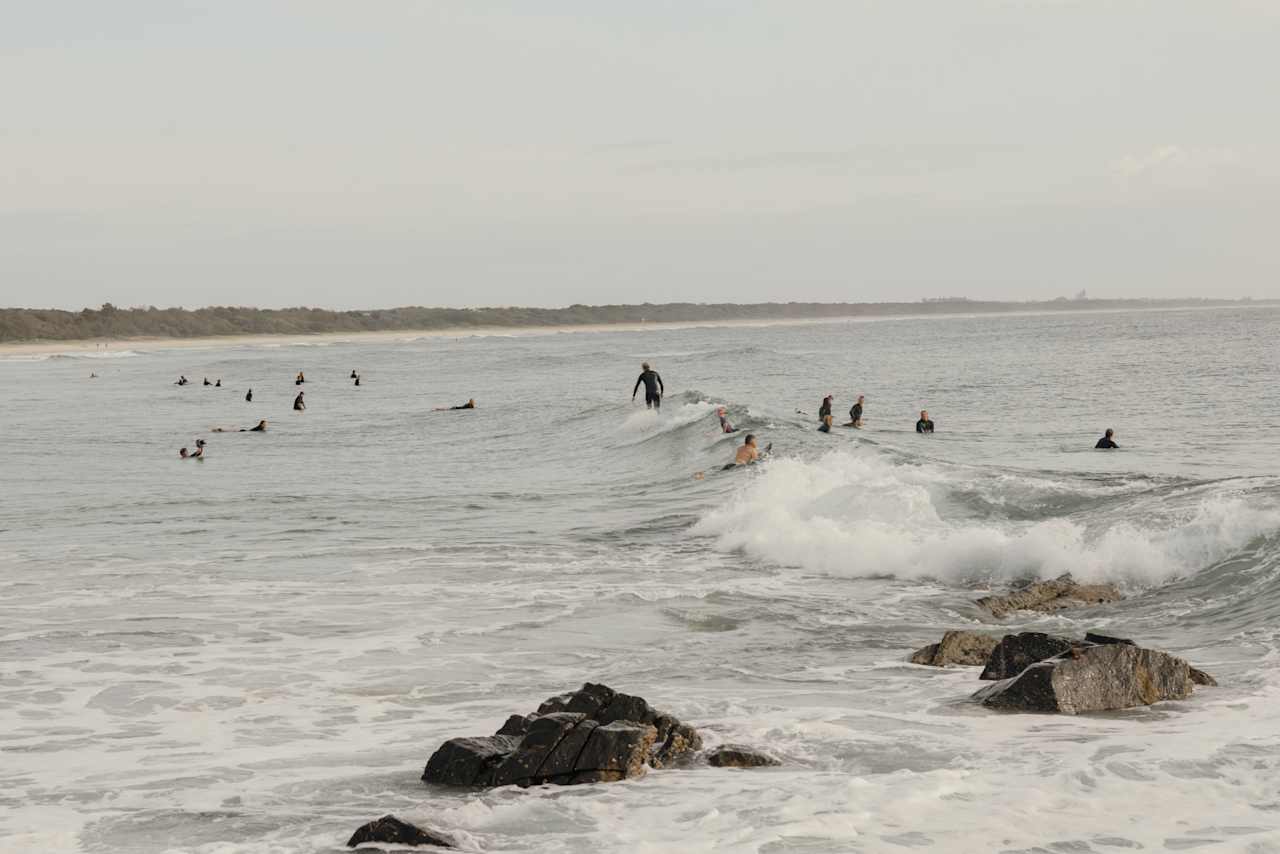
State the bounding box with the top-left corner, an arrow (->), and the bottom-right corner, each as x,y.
1,307 -> 1279,853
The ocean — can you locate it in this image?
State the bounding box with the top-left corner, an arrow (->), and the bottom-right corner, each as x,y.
2,306 -> 1279,853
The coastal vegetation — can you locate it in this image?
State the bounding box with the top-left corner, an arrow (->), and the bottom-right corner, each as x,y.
0,297 -> 1264,343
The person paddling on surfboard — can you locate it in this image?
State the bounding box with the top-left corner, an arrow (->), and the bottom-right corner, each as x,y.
434,399 -> 476,411
1095,428 -> 1118,449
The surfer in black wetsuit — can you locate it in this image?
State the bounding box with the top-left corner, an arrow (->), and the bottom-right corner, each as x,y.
435,399 -> 476,411
1095,428 -> 1118,449
848,395 -> 864,427
250,420 -> 266,432
293,391 -> 305,411
203,378 -> 211,386
350,370 -> 358,379
632,363 -> 664,410
245,389 -> 253,402
353,374 -> 361,386
215,379 -> 221,387
916,410 -> 934,433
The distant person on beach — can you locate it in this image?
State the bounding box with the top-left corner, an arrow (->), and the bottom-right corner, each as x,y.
435,399 -> 476,411
293,391 -> 306,411
245,389 -> 253,402
717,407 -> 737,434
848,395 -> 864,427
818,395 -> 832,424
916,410 -> 935,433
632,363 -> 664,410
1095,428 -> 1119,449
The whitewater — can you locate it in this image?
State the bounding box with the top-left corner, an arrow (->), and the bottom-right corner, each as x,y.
1,306 -> 1279,853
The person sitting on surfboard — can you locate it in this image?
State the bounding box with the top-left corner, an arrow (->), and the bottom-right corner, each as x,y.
435,399 -> 475,411
293,391 -> 305,411
1095,428 -> 1118,449
818,395 -> 833,424
848,395 -> 864,427
717,407 -> 737,434
916,410 -> 934,433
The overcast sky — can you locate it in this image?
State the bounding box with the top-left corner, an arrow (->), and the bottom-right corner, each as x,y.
3,1 -> 1279,310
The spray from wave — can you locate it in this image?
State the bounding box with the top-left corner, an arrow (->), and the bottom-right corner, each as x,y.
692,448 -> 1280,587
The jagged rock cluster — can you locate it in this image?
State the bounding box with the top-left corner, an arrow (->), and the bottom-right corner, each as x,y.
423,683 -> 707,789
975,573 -> 1124,618
910,629 -> 1217,714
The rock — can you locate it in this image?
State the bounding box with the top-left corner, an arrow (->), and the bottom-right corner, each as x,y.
975,574 -> 1123,618
704,745 -> 781,768
979,632 -> 1084,681
347,815 -> 452,848
422,683 -> 700,789
421,734 -> 522,786
1190,666 -> 1218,687
910,630 -> 1001,667
1084,632 -> 1134,646
973,643 -> 1194,714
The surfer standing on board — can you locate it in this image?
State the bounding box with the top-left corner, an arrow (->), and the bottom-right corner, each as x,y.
632,363 -> 664,410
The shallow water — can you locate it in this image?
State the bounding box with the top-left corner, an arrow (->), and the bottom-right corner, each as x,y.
2,307 -> 1280,853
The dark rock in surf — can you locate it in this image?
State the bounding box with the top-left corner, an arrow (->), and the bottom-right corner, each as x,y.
1084,632 -> 1135,646
347,815 -> 452,848
910,630 -> 1001,667
973,643 -> 1194,714
1190,666 -> 1218,687
975,574 -> 1123,618
979,632 -> 1085,681
421,683 -> 701,789
704,745 -> 782,768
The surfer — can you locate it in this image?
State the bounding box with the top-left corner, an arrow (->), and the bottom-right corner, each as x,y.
818,413 -> 833,433
818,395 -> 832,424
724,434 -> 761,468
353,374 -> 361,386
203,378 -> 211,386
250,420 -> 267,432
215,379 -> 221,387
179,447 -> 189,459
632,363 -> 664,410
296,372 -> 305,385
717,407 -> 737,434
350,370 -> 358,379
175,376 -> 188,386
847,395 -> 864,427
916,410 -> 935,433
293,391 -> 305,411
212,420 -> 267,433
1095,428 -> 1119,449
191,439 -> 206,458
245,389 -> 253,402
435,399 -> 476,411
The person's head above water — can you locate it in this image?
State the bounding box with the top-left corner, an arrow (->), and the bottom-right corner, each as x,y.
1104,428 -> 1115,438
920,410 -> 929,419
743,433 -> 756,447
179,447 -> 188,458
857,395 -> 865,404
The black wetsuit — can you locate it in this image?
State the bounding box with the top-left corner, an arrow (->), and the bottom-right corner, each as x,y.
293,395 -> 305,411
250,423 -> 266,432
1095,436 -> 1118,449
916,419 -> 934,433
818,399 -> 832,422
245,390 -> 253,402
450,402 -> 475,410
633,370 -> 664,409
849,403 -> 862,423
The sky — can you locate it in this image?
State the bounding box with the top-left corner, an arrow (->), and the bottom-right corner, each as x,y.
2,1 -> 1279,310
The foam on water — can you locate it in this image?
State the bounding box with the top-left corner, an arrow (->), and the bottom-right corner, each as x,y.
694,449 -> 1280,587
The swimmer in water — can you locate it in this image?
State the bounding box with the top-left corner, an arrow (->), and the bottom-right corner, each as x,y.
212,420 -> 267,433
435,399 -> 476,411
847,395 -> 864,427
731,434 -> 760,467
915,410 -> 935,433
717,407 -> 737,434
179,447 -> 189,459
191,440 -> 206,459
245,389 -> 253,402
203,377 -> 211,386
296,372 -> 305,385
632,363 -> 664,410
1095,428 -> 1118,449
293,391 -> 305,411
250,420 -> 267,432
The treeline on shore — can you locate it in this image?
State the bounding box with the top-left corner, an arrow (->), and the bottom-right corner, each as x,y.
0,298 -> 1266,343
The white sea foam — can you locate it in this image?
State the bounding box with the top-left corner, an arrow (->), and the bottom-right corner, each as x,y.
693,449 -> 1280,586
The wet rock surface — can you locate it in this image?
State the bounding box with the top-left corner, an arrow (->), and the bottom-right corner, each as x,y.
422,683 -> 702,789
347,815 -> 452,848
704,745 -> 782,768
910,630 -> 1001,667
973,643 -> 1194,714
976,574 -> 1124,618
979,632 -> 1085,681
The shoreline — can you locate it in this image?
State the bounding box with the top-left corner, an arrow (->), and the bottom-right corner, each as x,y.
0,301 -> 1273,358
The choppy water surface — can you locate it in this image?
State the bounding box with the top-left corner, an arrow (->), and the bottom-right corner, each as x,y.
2,307 -> 1280,854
